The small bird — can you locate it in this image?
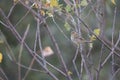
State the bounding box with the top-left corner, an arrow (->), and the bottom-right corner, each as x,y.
71,31 -> 91,45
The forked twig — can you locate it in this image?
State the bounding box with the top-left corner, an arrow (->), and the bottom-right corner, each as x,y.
18,24 -> 30,80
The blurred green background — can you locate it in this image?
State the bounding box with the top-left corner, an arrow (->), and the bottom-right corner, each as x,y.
0,0 -> 120,80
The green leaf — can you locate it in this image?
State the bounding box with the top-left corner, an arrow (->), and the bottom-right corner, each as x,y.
65,5 -> 72,12
80,0 -> 88,7
64,22 -> 71,31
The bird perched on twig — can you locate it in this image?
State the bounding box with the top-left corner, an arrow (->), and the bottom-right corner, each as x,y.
71,31 -> 91,45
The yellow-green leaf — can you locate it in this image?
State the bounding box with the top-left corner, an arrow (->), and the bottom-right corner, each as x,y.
89,28 -> 100,42
46,12 -> 53,17
93,28 -> 100,36
80,0 -> 88,7
89,43 -> 93,48
64,22 -> 71,31
65,5 -> 72,12
0,52 -> 3,63
90,35 -> 96,41
111,0 -> 116,5
50,0 -> 59,7
67,71 -> 72,75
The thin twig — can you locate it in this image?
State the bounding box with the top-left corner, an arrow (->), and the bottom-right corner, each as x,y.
72,0 -> 80,32
44,23 -> 73,80
18,24 -> 30,80
0,20 -> 9,28
52,17 -> 70,41
0,67 -> 9,80
0,30 -> 16,62
111,7 -> 117,76
72,0 -> 93,79
72,46 -> 81,80
22,56 -> 37,80
0,8 -> 60,80
15,3 -> 34,27
80,49 -> 92,80
19,1 -> 43,21
77,15 -> 120,58
96,44 -> 104,80
0,9 -> 67,77
101,32 -> 120,67
16,62 -> 46,73
22,24 -> 35,80
111,68 -> 120,80
7,3 -> 16,18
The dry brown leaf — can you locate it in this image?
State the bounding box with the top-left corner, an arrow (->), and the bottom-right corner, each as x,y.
42,46 -> 54,57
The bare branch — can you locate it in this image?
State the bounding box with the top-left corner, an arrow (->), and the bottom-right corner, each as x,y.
44,23 -> 73,80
